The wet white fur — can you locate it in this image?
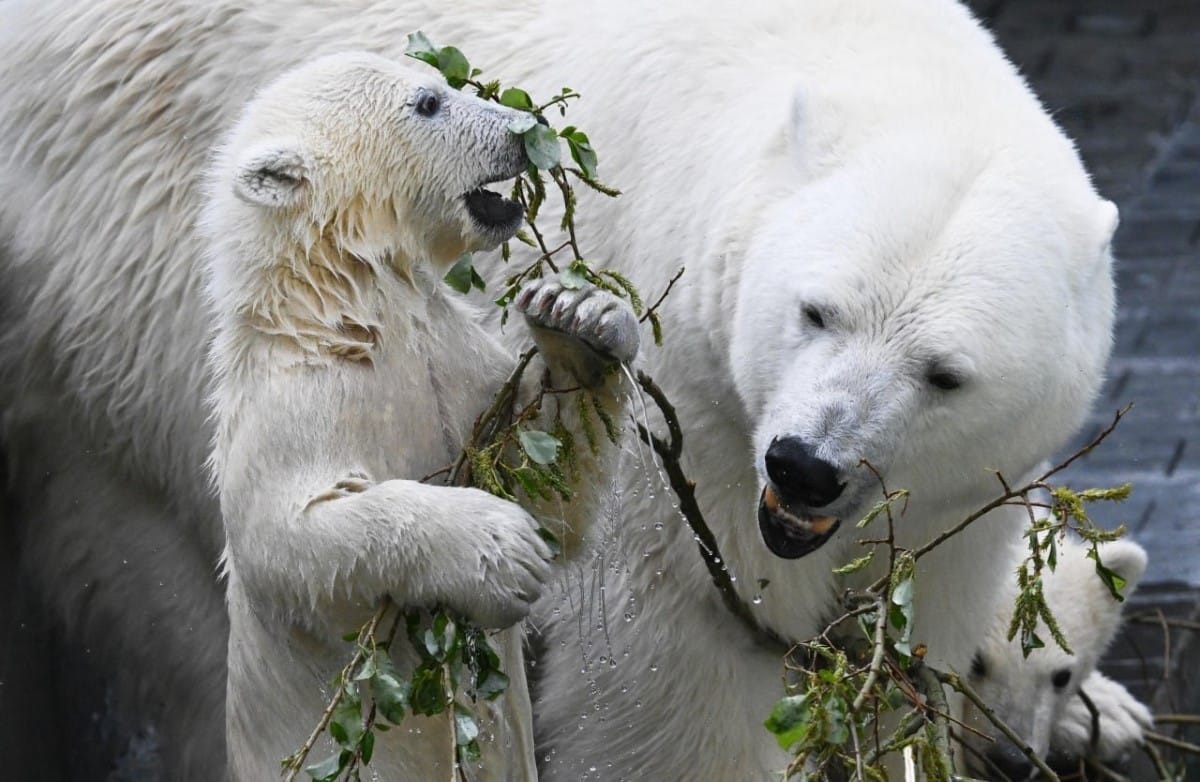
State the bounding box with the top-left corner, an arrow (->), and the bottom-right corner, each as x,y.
203,52 -> 557,780
0,1 -> 1117,778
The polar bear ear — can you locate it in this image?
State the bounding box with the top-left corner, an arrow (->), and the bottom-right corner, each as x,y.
233,142 -> 311,208
1094,539 -> 1148,596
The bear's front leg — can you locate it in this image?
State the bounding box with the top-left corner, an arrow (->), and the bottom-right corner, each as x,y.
508,275 -> 640,556
515,275 -> 639,388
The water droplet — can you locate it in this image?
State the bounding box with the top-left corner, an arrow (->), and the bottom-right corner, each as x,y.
653,521 -> 664,530
751,595 -> 763,604
649,664 -> 658,672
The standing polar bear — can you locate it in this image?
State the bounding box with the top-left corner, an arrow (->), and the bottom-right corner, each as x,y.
204,52 -> 638,779
0,0 -> 1119,779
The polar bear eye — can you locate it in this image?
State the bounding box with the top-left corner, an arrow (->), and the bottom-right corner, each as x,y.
803,305 -> 825,329
927,370 -> 962,391
415,91 -> 441,117
1051,668 -> 1072,689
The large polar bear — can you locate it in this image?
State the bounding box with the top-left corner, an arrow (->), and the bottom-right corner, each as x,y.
0,0 -> 1117,778
965,538 -> 1151,777
203,51 -> 638,779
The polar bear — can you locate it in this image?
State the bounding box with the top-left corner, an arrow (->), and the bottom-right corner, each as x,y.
964,538 -> 1151,778
0,0 -> 1118,778
203,52 -> 638,779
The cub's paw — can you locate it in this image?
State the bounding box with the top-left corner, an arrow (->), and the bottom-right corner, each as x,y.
437,488 -> 554,629
1052,670 -> 1153,762
516,275 -> 640,385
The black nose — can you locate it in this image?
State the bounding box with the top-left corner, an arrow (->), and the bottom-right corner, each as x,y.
764,437 -> 844,508
535,113 -> 549,126
986,742 -> 1035,780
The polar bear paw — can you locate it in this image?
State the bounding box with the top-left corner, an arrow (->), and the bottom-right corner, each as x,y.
432,487 -> 554,629
516,275 -> 640,386
1052,670 -> 1153,763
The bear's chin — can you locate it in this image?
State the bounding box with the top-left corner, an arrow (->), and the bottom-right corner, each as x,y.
757,485 -> 841,559
463,187 -> 524,239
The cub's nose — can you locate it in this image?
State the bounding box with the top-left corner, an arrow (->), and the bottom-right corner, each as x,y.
764,437 -> 844,508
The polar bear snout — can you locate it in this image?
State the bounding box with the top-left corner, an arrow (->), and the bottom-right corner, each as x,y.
757,437 -> 846,559
764,436 -> 844,508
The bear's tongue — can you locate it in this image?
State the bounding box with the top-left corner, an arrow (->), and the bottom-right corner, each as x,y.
464,187 -> 523,229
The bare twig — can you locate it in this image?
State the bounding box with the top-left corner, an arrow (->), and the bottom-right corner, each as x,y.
1141,738 -> 1174,780
633,370 -> 782,648
638,266 -> 685,323
935,669 -> 1060,781
1145,729 -> 1200,755
851,596 -> 888,713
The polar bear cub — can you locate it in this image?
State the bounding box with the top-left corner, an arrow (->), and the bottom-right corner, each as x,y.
965,537 -> 1150,777
202,52 -> 637,780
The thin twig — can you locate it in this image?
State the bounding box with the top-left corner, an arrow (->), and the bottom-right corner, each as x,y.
1145,729 -> 1200,755
867,406 -> 1130,595
913,663 -> 954,772
935,669 -> 1060,781
282,598 -> 392,781
1153,714 -> 1200,725
1141,738 -> 1174,780
639,266 -> 685,323
851,596 -> 887,713
633,370 -> 782,648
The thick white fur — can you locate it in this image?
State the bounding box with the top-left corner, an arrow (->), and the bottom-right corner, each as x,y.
1054,670 -> 1154,765
205,52 -> 544,780
204,52 -> 639,779
964,538 -> 1150,773
0,0 -> 1116,778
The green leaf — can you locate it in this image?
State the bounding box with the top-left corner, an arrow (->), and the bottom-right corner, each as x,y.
764,694 -> 811,751
832,550 -> 874,575
409,666 -> 447,716
455,705 -> 480,745
444,254 -> 477,294
360,730 -> 375,766
522,124 -> 560,170
1021,629 -> 1046,658
494,284 -> 521,308
561,262 -> 590,290
330,687 -> 363,749
403,31 -> 439,68
423,628 -> 442,659
500,87 -> 534,110
371,654 -> 411,724
563,129 -> 598,179
342,629 -> 361,642
1088,547 -> 1129,602
305,751 -> 346,782
476,668 -> 510,700
507,113 -> 538,135
519,429 -> 561,465
436,46 -> 471,89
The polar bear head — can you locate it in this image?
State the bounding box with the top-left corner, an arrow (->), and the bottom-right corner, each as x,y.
207,51 -> 528,277
734,126 -> 1120,557
964,538 -> 1147,776
202,51 -> 529,360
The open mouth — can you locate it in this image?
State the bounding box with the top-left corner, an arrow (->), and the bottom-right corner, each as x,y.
757,484 -> 841,559
463,186 -> 523,231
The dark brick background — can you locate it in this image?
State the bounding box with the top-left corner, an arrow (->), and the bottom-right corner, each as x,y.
966,1 -> 1200,777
